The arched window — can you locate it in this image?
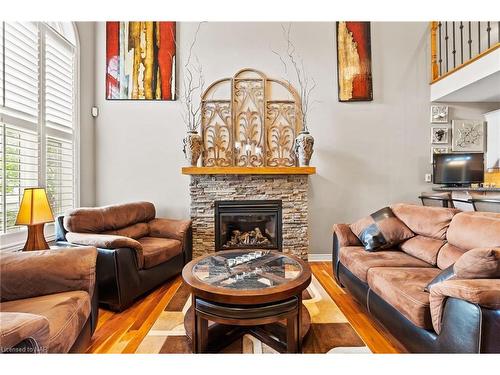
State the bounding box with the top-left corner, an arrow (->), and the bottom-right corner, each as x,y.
0,22 -> 79,245
46,22 -> 78,46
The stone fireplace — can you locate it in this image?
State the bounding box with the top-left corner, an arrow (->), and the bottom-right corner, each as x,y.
182,68 -> 315,259
185,171 -> 313,260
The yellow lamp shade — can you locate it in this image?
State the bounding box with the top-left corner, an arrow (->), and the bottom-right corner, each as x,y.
15,188 -> 55,226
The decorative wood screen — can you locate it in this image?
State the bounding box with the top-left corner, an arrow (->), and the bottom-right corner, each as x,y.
201,68 -> 302,167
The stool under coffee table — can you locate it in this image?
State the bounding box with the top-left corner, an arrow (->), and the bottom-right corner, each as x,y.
182,249 -> 312,353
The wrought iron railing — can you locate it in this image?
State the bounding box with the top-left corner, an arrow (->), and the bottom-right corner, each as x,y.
430,21 -> 500,83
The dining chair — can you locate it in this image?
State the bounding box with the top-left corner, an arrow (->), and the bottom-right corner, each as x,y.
470,193 -> 500,213
419,192 -> 453,208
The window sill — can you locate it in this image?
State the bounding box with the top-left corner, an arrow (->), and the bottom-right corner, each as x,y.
0,224 -> 55,251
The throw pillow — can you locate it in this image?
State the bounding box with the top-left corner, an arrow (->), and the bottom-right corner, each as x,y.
350,207 -> 414,252
454,248 -> 500,279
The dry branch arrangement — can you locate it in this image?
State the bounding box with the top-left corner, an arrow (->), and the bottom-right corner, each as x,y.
179,22 -> 205,132
273,23 -> 317,132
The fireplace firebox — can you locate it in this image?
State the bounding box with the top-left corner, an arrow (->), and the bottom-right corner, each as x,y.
214,200 -> 282,252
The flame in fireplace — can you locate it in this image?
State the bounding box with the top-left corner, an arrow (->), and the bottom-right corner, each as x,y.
223,227 -> 272,248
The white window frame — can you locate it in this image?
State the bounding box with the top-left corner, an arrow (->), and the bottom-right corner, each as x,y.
0,22 -> 80,250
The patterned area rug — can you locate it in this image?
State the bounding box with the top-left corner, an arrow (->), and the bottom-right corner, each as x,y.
135,276 -> 370,354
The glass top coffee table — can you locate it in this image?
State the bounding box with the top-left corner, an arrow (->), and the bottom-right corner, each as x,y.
191,250 -> 303,290
182,249 -> 312,353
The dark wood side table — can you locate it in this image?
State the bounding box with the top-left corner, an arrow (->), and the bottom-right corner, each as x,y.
182,250 -> 312,353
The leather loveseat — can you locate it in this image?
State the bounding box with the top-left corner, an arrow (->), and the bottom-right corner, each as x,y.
332,203 -> 500,353
55,201 -> 192,311
0,247 -> 98,353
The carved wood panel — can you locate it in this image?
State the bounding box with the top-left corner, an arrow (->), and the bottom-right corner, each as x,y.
201,69 -> 301,167
201,101 -> 233,167
233,78 -> 265,167
265,101 -> 296,167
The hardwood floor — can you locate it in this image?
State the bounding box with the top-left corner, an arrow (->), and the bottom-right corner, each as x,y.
84,261 -> 405,354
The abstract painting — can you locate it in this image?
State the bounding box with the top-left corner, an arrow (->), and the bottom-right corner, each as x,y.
336,22 -> 373,102
430,105 -> 449,123
106,22 -> 176,100
452,120 -> 485,152
431,126 -> 449,144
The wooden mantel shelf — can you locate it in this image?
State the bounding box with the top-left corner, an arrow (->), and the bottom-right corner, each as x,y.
182,166 -> 316,175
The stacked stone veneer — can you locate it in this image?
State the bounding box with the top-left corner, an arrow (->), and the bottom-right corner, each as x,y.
189,175 -> 309,259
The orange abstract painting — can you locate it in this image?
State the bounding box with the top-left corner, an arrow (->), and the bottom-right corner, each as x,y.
106,21 -> 176,100
336,22 -> 373,102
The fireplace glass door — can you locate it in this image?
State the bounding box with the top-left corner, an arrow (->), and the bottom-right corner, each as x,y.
215,200 -> 282,251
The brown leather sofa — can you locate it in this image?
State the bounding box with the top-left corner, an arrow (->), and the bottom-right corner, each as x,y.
0,247 -> 98,353
55,201 -> 192,311
332,203 -> 500,353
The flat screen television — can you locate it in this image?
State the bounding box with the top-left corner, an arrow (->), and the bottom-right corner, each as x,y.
433,153 -> 484,186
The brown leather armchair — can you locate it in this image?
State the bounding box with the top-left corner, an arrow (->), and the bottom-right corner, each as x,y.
0,247 -> 98,353
55,201 -> 192,311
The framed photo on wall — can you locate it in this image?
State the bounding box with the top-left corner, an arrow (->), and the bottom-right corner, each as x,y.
430,105 -> 449,123
430,146 -> 449,163
431,126 -> 449,144
106,21 -> 176,100
451,120 -> 486,152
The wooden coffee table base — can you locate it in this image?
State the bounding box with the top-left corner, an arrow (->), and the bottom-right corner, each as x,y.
184,298 -> 311,354
181,250 -> 313,353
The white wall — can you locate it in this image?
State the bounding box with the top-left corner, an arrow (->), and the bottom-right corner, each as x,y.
91,22 -> 443,255
76,22 -> 96,206
485,109 -> 500,169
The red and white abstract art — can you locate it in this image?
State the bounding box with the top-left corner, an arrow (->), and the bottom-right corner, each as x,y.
336,22 -> 373,102
106,21 -> 176,100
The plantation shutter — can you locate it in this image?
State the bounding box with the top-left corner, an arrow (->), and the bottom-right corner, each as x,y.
0,23 -> 3,106
0,22 -> 77,238
1,126 -> 39,232
3,22 -> 39,123
44,29 -> 76,217
0,22 -> 40,233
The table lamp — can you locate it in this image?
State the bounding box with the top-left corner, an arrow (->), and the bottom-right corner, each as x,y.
15,187 -> 54,251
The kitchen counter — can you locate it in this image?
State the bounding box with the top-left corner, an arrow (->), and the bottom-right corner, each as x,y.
433,186 -> 500,192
